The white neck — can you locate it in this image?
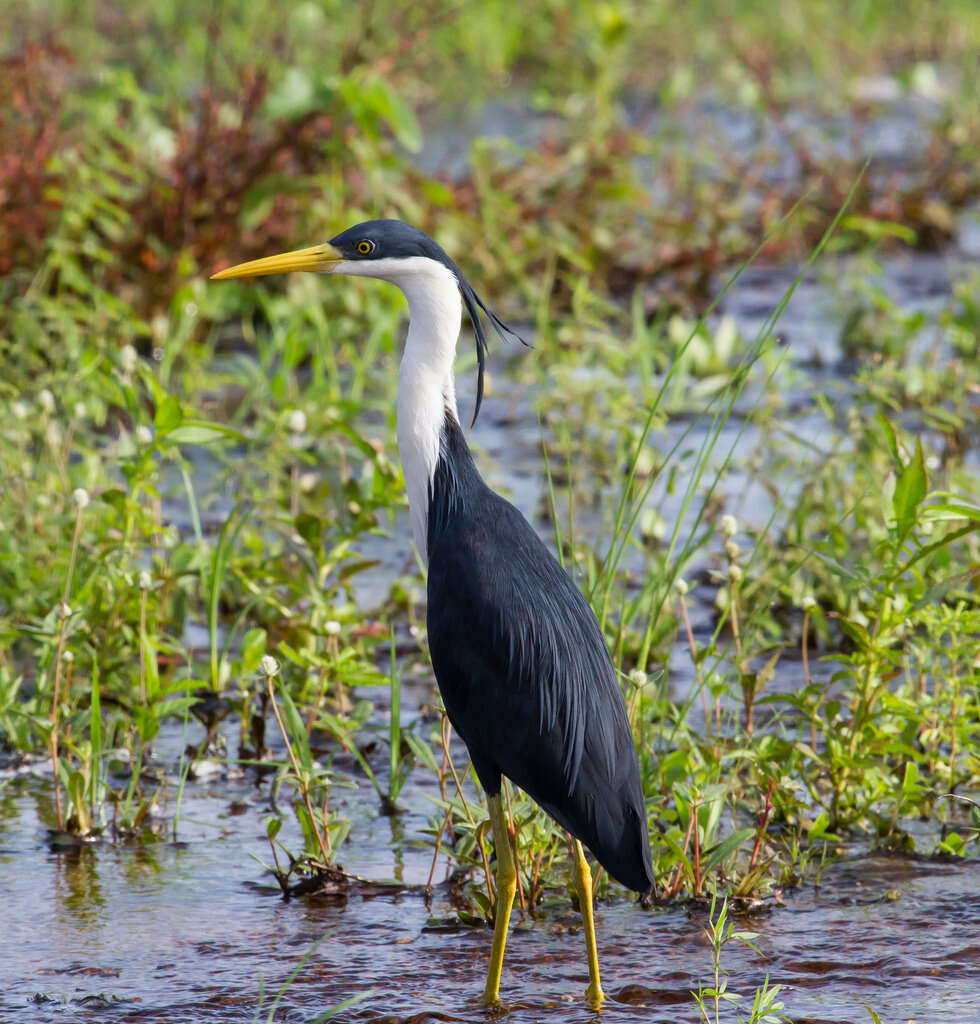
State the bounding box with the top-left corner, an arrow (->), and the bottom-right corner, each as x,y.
335,255 -> 461,563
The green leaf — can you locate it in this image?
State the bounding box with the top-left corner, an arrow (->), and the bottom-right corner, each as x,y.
134,705 -> 161,744
295,513 -> 323,556
377,86 -> 422,152
318,713 -> 381,797
703,827 -> 755,871
877,413 -> 900,462
208,505 -> 250,689
404,731 -> 439,774
342,74 -> 422,153
159,678 -> 205,698
264,67 -> 317,120
921,492 -> 980,523
901,760 -> 922,798
939,832 -> 966,856
156,696 -> 201,719
808,812 -> 841,842
100,488 -> 128,520
893,437 -> 927,542
154,395 -> 183,434
456,910 -> 485,927
841,215 -> 916,245
241,628 -> 267,675
67,768 -> 91,834
167,421 -> 243,445
89,659 -> 101,783
141,632 -> 160,703
337,559 -> 380,582
278,687 -> 314,775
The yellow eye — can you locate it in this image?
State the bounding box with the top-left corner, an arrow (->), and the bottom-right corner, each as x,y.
357,240 -> 374,255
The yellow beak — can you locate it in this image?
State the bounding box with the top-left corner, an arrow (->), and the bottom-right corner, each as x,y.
210,243 -> 343,280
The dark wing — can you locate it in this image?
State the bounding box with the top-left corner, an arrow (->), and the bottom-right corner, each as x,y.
427,483 -> 653,893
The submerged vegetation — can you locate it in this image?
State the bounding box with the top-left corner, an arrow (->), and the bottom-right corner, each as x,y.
2,0 -> 980,1018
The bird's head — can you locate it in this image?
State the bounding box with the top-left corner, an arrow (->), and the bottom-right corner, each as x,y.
211,218 -> 524,423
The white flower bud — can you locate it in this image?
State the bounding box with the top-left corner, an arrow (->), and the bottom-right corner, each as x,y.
74,402 -> 87,420
72,488 -> 90,510
801,595 -> 817,611
674,577 -> 689,596
287,409 -> 307,435
138,571 -> 153,590
728,564 -> 743,583
59,599 -> 72,619
38,389 -> 56,414
325,620 -> 342,637
259,655 -> 279,677
120,345 -> 139,374
63,650 -> 75,664
639,507 -> 666,542
135,425 -> 154,445
629,668 -> 647,687
12,401 -> 29,421
299,472 -> 318,493
725,539 -> 740,560
721,514 -> 738,538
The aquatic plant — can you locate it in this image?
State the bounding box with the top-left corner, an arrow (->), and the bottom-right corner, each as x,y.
1,4 -> 979,1019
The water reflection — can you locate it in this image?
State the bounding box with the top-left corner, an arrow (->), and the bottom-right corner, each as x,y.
2,761 -> 980,1024
53,845 -> 105,930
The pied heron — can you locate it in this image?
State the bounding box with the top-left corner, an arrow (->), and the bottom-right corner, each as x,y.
212,220 -> 653,1005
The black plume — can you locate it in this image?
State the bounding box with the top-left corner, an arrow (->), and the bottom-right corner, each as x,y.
456,275 -> 529,426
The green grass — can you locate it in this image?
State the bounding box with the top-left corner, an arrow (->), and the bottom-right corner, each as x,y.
2,0 -> 979,962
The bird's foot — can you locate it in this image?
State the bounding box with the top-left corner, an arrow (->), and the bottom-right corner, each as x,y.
585,981 -> 606,1009
478,990 -> 508,1014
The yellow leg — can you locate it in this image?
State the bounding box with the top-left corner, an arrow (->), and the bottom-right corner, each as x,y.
480,793 -> 517,1006
573,839 -> 605,1006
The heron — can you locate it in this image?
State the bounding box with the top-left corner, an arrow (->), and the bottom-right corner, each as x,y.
212,219 -> 653,1006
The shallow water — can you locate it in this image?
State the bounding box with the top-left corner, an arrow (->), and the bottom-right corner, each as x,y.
7,245 -> 977,1023
3,728 -> 979,1024
7,98 -> 980,1023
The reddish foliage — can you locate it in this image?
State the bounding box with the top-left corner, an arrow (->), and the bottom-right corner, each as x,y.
0,43 -> 75,274
0,41 -> 349,312
125,74 -> 338,304
2,36 -> 977,320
